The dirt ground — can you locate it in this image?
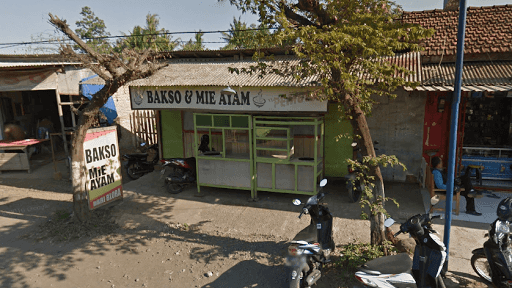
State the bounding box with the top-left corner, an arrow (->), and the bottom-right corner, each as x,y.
0,158 -> 493,288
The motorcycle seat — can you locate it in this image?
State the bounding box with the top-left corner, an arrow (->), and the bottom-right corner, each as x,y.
292,224 -> 317,244
358,253 -> 412,275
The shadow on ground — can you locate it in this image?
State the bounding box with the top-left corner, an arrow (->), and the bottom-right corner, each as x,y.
0,166 -> 493,287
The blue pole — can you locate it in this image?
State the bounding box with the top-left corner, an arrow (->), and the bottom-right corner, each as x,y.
443,0 -> 467,271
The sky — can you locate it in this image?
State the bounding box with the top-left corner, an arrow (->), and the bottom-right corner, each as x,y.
0,0 -> 511,54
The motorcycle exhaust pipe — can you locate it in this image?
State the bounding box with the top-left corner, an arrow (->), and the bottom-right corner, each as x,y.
306,269 -> 321,286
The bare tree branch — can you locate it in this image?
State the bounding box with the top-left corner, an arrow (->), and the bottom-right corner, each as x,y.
49,13 -> 121,79
281,1 -> 317,27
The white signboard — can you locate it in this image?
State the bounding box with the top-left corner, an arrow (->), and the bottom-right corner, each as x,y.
130,86 -> 328,112
83,126 -> 123,210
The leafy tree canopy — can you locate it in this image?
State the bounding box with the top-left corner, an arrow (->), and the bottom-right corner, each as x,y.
75,6 -> 112,53
221,17 -> 274,50
180,31 -> 206,51
222,0 -> 433,112
115,13 -> 179,52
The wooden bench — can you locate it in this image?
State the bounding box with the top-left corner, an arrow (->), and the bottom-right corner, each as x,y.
425,165 -> 462,215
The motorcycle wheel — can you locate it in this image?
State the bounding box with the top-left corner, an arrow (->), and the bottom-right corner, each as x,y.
348,182 -> 363,203
289,265 -> 310,288
471,253 -> 492,283
166,182 -> 185,194
126,163 -> 143,180
166,170 -> 185,194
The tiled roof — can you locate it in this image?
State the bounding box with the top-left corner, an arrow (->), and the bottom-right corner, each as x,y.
402,5 -> 512,57
416,60 -> 512,91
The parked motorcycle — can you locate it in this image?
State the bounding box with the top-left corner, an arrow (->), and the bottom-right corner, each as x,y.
471,197 -> 512,287
355,196 -> 447,288
286,179 -> 334,288
123,143 -> 159,180
160,134 -> 218,194
345,141 -> 379,203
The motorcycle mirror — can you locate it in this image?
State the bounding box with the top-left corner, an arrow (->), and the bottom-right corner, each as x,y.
430,195 -> 440,206
351,142 -> 358,147
292,199 -> 302,206
384,218 -> 395,228
141,143 -> 147,147
320,179 -> 327,187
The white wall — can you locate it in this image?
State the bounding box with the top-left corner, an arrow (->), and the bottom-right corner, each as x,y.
110,86 -> 135,151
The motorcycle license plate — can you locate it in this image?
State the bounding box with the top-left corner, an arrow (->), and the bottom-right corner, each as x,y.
285,255 -> 306,267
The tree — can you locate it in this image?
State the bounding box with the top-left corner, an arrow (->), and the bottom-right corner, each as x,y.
75,6 -> 112,53
221,17 -> 273,50
115,13 -> 179,52
222,0 -> 433,245
180,31 -> 206,51
48,13 -> 167,222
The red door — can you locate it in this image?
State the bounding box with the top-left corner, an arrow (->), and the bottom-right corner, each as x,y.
422,91 -> 466,172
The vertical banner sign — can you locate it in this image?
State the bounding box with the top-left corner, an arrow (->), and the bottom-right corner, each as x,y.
84,126 -> 123,210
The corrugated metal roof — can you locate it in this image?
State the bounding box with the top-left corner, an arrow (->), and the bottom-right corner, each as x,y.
0,61 -> 81,68
414,85 -> 512,92
355,52 -> 421,83
417,60 -> 512,91
83,52 -> 422,87
128,56 -> 318,87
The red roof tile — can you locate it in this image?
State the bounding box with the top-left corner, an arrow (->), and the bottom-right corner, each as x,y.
402,5 -> 512,57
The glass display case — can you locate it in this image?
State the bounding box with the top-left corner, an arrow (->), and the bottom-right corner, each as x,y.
461,146 -> 512,181
253,116 -> 324,196
194,113 -> 254,196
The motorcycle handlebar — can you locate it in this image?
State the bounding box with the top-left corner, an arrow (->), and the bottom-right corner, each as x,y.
298,207 -> 309,219
393,231 -> 402,238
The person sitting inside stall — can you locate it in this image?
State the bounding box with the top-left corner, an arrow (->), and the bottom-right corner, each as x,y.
431,156 -> 483,216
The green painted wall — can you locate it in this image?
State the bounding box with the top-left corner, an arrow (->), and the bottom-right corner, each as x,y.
324,103 -> 353,177
161,110 -> 184,158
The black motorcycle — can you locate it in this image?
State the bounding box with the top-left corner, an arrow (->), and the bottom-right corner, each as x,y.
286,179 -> 334,288
160,134 -> 218,194
471,197 -> 512,287
122,142 -> 159,180
355,196 -> 447,288
345,140 -> 378,203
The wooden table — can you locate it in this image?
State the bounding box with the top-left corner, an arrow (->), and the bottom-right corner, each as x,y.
0,139 -> 50,173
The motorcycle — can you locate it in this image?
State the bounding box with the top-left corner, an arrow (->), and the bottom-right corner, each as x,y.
160,134 -> 218,194
286,179 -> 334,288
122,142 -> 159,180
345,141 -> 379,203
471,197 -> 512,287
355,196 -> 447,288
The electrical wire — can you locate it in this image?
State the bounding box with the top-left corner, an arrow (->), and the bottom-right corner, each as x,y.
0,27 -> 276,47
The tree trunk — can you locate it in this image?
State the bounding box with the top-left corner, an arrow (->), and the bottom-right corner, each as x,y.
343,93 -> 386,245
71,111 -> 96,222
